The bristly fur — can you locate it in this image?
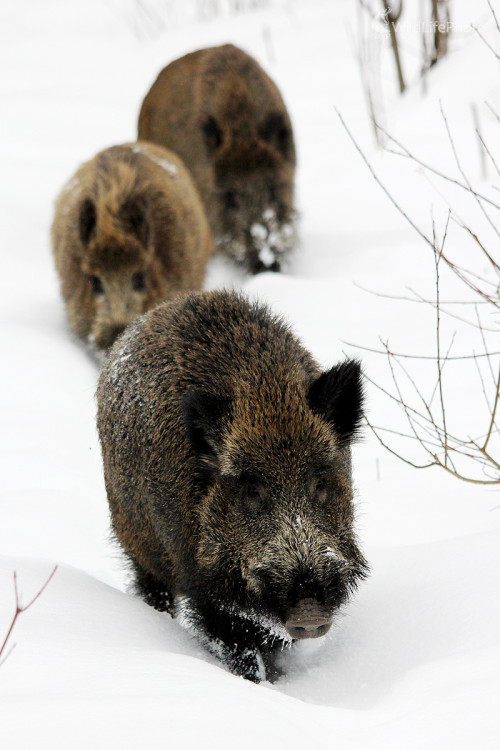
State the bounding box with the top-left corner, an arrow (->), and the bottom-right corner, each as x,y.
51,142 -> 213,350
97,290 -> 368,683
138,44 -> 297,274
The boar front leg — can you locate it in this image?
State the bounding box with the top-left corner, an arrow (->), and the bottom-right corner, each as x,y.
133,562 -> 174,613
188,602 -> 268,682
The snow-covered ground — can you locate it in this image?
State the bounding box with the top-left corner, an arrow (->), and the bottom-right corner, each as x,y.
1,1 -> 499,747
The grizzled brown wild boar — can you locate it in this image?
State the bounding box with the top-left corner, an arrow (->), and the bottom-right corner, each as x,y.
138,44 -> 296,274
97,290 -> 368,682
51,142 -> 213,350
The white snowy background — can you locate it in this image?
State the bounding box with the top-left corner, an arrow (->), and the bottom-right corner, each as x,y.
1,1 -> 499,747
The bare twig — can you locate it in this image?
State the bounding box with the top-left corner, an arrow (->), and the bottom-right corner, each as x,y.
342,340 -> 500,360
430,0 -> 451,66
448,220 -> 500,281
440,101 -> 500,240
471,24 -> 500,61
336,110 -> 434,249
380,125 -> 500,210
433,215 -> 450,464
471,103 -> 488,179
355,1 -> 386,146
475,306 -> 497,384
487,0 -> 500,33
475,128 -> 500,180
338,103 -> 499,485
484,364 -> 500,451
381,0 -> 405,93
0,566 -> 58,667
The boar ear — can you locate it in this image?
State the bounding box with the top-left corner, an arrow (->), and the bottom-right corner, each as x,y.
121,195 -> 149,246
79,198 -> 96,246
182,389 -> 230,459
202,115 -> 223,155
307,360 -> 364,441
259,112 -> 292,160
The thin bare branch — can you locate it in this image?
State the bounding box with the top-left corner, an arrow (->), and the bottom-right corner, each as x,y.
365,416 -> 436,470
475,128 -> 500,180
475,305 -> 497,383
380,126 -> 500,211
432,455 -> 500,484
486,101 -> 500,124
370,422 -> 490,460
429,331 -> 456,406
354,2 -> 386,147
362,369 -> 450,434
487,0 -> 500,33
353,281 -> 490,305
433,214 -> 450,464
340,98 -> 499,486
484,364 -> 500,451
472,24 -> 500,62
381,0 -> 405,93
366,418 -> 499,483
352,283 -> 497,334
0,643 -> 16,668
449,222 -> 500,280
471,103 -> 488,179
336,110 -> 434,249
440,100 -> 500,240
343,340 -> 500,360
385,340 -> 434,451
0,566 -> 58,667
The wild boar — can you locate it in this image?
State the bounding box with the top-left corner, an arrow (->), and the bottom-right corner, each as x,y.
97,290 -> 368,682
51,142 -> 213,350
138,44 -> 297,274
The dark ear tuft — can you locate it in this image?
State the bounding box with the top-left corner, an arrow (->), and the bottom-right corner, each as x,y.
307,360 -> 364,441
121,196 -> 149,246
202,115 -> 223,154
259,112 -> 292,160
182,389 -> 230,459
79,198 -> 96,246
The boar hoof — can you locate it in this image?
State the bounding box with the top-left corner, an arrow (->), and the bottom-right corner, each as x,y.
227,647 -> 266,683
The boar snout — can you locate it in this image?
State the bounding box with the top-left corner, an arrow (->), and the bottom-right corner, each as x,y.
252,255 -> 281,274
106,322 -> 127,341
94,323 -> 127,350
285,598 -> 333,640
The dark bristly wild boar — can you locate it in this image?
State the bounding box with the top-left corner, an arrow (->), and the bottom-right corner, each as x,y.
138,44 -> 297,274
97,290 -> 368,682
51,142 -> 213,351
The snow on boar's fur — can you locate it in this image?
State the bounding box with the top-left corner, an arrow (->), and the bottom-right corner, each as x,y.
51,142 -> 213,350
96,290 -> 368,682
138,44 -> 297,274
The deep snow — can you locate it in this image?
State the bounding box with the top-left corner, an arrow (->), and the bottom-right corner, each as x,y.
1,1 -> 499,748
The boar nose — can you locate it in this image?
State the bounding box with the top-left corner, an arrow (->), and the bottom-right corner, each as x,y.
97,324 -> 127,350
253,257 -> 281,274
109,323 -> 127,339
285,598 -> 332,640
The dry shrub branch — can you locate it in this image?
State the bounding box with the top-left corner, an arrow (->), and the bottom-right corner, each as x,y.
337,105 -> 500,485
0,566 -> 58,667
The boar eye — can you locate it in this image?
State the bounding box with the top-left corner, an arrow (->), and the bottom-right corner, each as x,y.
224,190 -> 239,210
132,271 -> 146,291
90,275 -> 104,296
312,477 -> 329,504
242,483 -> 266,512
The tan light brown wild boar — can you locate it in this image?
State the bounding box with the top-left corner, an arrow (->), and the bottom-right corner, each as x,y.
138,44 -> 296,274
97,290 -> 368,683
51,142 -> 213,350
